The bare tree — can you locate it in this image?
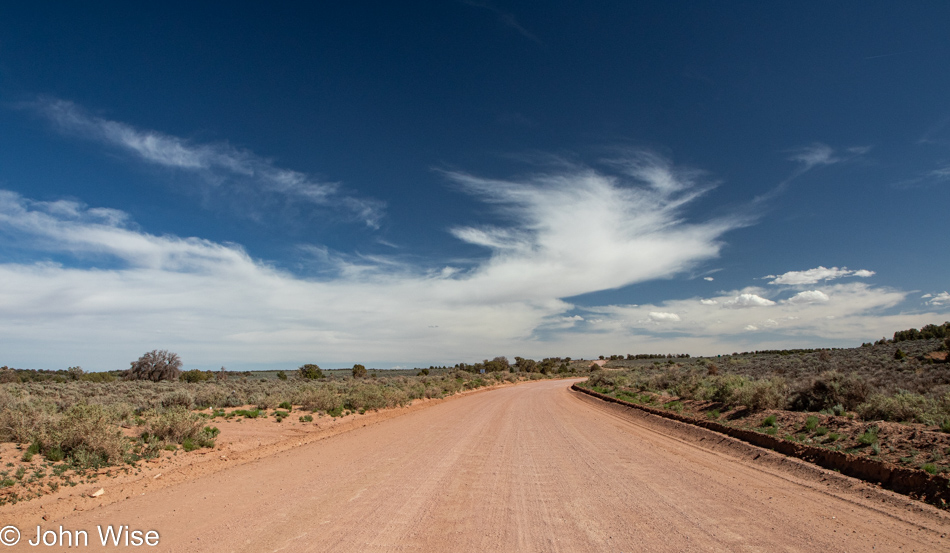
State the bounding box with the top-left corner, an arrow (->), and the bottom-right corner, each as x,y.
127,350 -> 182,381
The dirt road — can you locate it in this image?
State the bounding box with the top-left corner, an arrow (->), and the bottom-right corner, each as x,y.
18,379 -> 950,551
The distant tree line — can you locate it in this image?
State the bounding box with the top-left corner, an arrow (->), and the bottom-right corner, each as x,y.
454,356 -> 576,375
891,322 -> 950,343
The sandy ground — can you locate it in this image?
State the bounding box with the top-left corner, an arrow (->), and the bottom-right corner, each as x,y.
4,378 -> 949,551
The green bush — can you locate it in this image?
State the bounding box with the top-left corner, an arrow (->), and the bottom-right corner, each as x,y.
298,364 -> 324,380
179,369 -> 211,383
858,426 -> 879,445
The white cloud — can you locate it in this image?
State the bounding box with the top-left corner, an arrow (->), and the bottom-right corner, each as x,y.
788,143 -> 839,169
768,266 -> 874,285
786,290 -> 830,304
744,325 -> 759,331
583,282 -> 926,352
703,276 -> 714,281
723,293 -> 776,308
31,98 -> 384,228
648,312 -> 681,322
926,292 -> 950,306
0,151 -> 744,368
440,154 -> 741,302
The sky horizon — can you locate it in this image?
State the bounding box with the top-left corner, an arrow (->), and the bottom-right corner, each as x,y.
1,2 -> 949,371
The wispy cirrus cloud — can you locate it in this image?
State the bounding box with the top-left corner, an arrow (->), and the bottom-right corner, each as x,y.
753,142 -> 869,205
29,98 -> 384,228
788,143 -> 840,170
441,151 -> 745,302
460,1 -> 542,44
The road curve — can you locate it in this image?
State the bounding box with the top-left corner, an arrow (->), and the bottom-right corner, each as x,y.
44,379 -> 950,551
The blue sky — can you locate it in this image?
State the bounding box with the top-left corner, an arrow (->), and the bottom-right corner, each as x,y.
1,2 -> 948,371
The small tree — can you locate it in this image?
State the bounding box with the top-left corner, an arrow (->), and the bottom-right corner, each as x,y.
127,350 -> 182,381
276,370 -> 288,380
216,366 -> 228,381
298,364 -> 323,380
66,366 -> 84,381
352,364 -> 367,378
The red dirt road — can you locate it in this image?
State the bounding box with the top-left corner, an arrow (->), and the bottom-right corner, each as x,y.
17,379 -> 950,551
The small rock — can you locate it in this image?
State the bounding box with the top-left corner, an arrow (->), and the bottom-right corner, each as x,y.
90,488 -> 104,498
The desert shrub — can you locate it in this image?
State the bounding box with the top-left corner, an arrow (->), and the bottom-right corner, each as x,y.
347,384 -> 386,411
49,403 -> 128,466
145,406 -> 203,443
193,386 -> 227,408
440,377 -> 463,395
352,364 -> 367,378
856,391 -> 936,424
730,377 -> 787,411
789,371 -> 870,412
706,374 -> 748,404
0,398 -> 57,444
381,386 -> 410,408
222,392 -> 244,408
127,350 -> 182,382
160,390 -> 194,409
256,394 -> 283,410
298,386 -> 341,412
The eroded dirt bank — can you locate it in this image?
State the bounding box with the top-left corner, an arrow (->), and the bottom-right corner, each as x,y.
6,379 -> 949,552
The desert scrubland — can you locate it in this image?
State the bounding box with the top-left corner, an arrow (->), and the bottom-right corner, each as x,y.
0,325 -> 948,550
